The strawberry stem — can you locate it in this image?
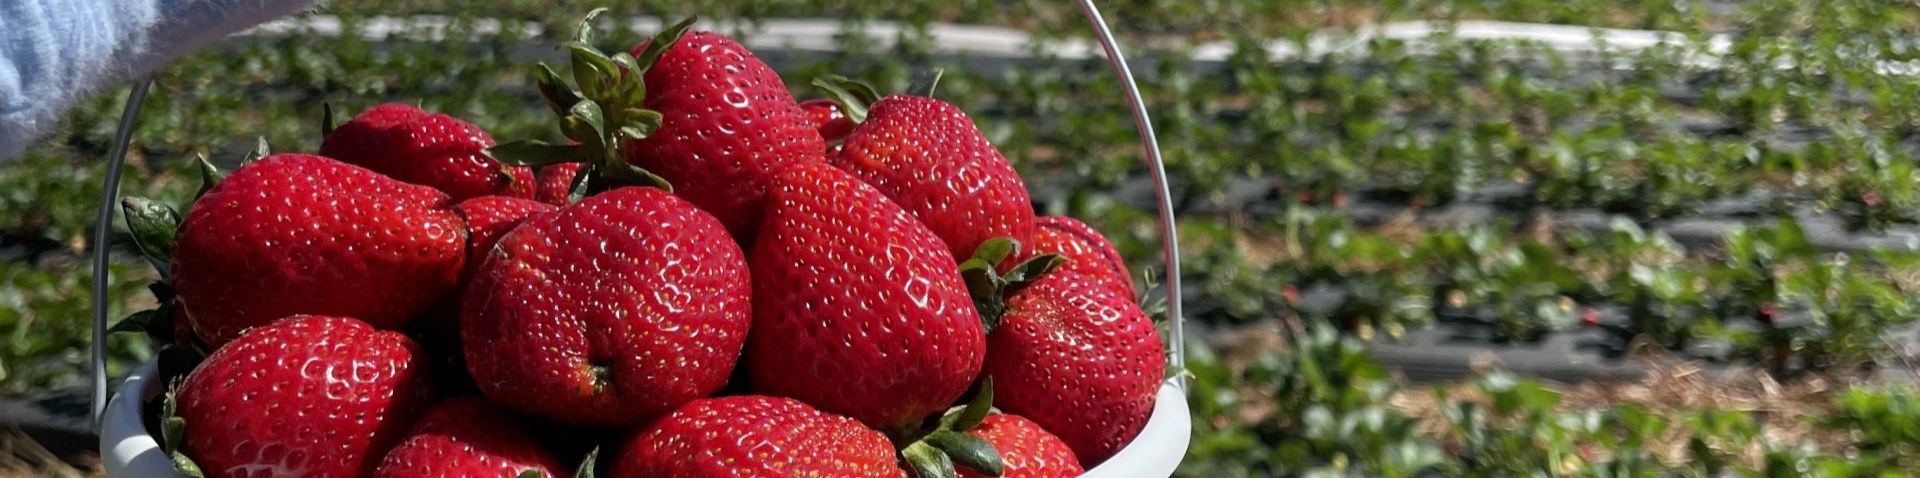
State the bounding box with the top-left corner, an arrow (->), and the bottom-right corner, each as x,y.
958,238 -> 1065,333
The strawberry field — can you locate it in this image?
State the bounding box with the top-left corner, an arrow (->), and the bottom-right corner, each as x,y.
11,0 -> 1920,476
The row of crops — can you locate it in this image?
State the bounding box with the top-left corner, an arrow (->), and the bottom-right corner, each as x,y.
9,0 -> 1920,474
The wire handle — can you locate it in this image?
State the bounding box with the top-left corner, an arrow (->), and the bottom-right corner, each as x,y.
88,1 -> 1187,425
1073,0 -> 1185,382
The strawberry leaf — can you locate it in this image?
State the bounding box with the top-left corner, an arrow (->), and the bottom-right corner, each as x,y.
600,160 -> 674,192
902,441 -> 956,478
631,17 -> 697,79
193,154 -> 224,199
938,377 -> 993,432
121,197 -> 180,270
534,64 -> 584,118
572,7 -> 608,44
926,431 -> 1003,477
487,140 -> 585,167
568,44 -> 620,102
957,238 -> 1062,332
574,447 -> 600,478
811,76 -> 880,124
518,470 -> 543,478
241,137 -> 270,165
907,68 -> 945,98
567,164 -> 597,204
320,102 -> 338,137
568,101 -> 608,140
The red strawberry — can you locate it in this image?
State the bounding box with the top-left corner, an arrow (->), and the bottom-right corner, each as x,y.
1032,216 -> 1135,299
453,195 -> 556,271
624,27 -> 824,242
960,414 -> 1084,478
611,395 -> 905,478
493,21 -> 822,243
172,154 -> 467,347
988,271 -> 1164,466
320,103 -> 534,201
462,186 -> 750,428
534,163 -> 583,205
177,315 -> 435,478
372,397 -> 565,478
800,98 -> 856,143
747,161 -> 984,431
830,94 -> 1035,264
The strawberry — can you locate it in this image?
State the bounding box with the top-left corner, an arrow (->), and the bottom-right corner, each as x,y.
490,16 -> 822,244
453,195 -> 556,272
1032,216 -> 1135,299
172,154 -> 467,347
746,161 -> 984,432
959,414 -> 1084,478
827,92 -> 1035,265
988,271 -> 1164,466
320,103 -> 534,201
176,315 -> 435,478
462,186 -> 750,429
621,27 -> 825,242
800,98 -> 856,143
610,395 -> 905,478
534,163 -> 583,205
372,397 -> 566,478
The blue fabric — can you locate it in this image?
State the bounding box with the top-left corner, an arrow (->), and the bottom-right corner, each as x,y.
0,0 -> 317,160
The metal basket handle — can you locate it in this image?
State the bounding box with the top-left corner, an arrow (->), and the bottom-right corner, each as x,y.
87,0 -> 1185,427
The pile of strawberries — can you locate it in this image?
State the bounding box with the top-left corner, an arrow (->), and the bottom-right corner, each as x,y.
117,13 -> 1164,478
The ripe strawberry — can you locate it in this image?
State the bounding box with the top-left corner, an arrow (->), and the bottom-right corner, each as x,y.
534,163 -> 583,205
453,195 -> 556,271
373,397 -> 566,478
988,271 -> 1164,466
1032,216 -> 1135,299
622,29 -> 825,243
177,315 -> 435,478
320,103 -> 534,201
491,19 -> 822,243
830,94 -> 1035,265
610,395 -> 905,478
172,154 -> 467,347
800,98 -> 856,143
462,186 -> 750,428
959,414 -> 1083,478
747,161 -> 984,431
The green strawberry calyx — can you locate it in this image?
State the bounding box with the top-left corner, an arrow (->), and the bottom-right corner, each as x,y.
958,237 -> 1066,333
111,151 -> 238,355
810,69 -> 943,127
162,379 -> 206,477
898,378 -> 1006,478
487,9 -> 689,203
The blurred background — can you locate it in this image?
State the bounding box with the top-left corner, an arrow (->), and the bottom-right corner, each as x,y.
9,0 -> 1920,476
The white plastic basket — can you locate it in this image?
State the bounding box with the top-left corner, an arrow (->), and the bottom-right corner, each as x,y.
91,1 -> 1190,476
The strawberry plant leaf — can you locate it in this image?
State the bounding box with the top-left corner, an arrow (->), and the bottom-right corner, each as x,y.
241,137 -> 269,165
907,68 -> 944,98
567,164 -> 596,204
600,160 -> 674,193
569,101 -> 608,141
518,470 -> 543,478
108,309 -> 159,335
120,196 -> 180,270
621,109 -> 663,140
926,430 -> 1003,477
939,377 -> 993,432
194,154 -> 224,199
811,76 -> 878,124
320,102 -> 337,137
574,447 -> 599,478
902,441 -> 956,478
569,45 -> 617,103
572,7 -> 608,45
533,64 -> 583,118
486,140 -> 584,167
631,17 -> 696,78
1002,253 -> 1064,284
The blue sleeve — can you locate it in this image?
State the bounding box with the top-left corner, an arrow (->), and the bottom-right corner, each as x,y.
0,0 -> 319,160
